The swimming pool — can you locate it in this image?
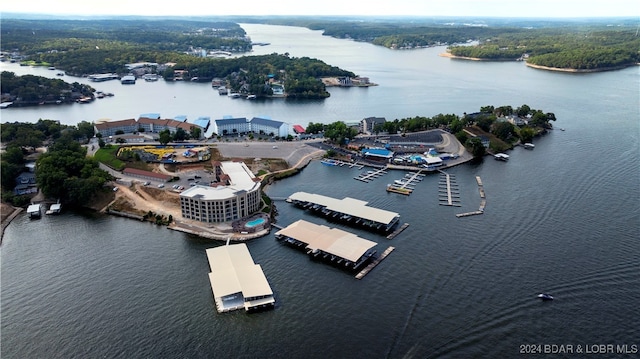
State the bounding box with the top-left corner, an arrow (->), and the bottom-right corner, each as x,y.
245,218 -> 266,228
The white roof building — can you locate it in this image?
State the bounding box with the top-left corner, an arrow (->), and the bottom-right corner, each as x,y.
206,243 -> 275,313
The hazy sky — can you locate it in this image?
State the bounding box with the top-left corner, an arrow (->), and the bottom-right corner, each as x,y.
1,0 -> 638,18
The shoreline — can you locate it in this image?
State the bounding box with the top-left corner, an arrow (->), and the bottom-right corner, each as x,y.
524,62 -> 638,73
1,205 -> 23,243
440,52 -> 638,73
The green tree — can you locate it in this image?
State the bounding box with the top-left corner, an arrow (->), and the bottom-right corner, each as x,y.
190,126 -> 202,140
519,127 -> 536,143
35,134 -> 111,205
492,122 -> 516,141
466,137 -> 486,158
158,129 -> 172,145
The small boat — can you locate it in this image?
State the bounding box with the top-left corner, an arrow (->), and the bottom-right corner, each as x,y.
27,204 -> 42,218
494,153 -> 510,161
246,94 -> 257,100
537,293 -> 554,301
523,143 -> 535,149
321,159 -> 338,166
46,203 -> 62,215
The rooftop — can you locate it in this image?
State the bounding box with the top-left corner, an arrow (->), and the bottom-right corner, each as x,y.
275,220 -> 377,263
288,191 -> 399,225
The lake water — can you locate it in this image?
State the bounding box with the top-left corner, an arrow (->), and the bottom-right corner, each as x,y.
2,24 -> 639,358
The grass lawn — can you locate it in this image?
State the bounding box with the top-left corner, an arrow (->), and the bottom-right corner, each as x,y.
94,146 -> 125,170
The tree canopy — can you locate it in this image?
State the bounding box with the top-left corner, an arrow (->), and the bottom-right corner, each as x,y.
35,135 -> 112,206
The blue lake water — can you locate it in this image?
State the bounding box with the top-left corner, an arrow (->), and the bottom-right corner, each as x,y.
2,23 -> 639,358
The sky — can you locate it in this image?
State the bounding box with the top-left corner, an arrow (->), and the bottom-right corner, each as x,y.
1,0 -> 638,18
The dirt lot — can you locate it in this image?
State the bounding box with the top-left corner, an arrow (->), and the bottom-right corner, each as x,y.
110,184 -> 181,218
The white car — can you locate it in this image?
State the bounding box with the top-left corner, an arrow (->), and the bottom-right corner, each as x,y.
157,184 -> 164,188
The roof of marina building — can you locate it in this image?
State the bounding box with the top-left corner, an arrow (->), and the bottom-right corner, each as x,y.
205,243 -> 275,313
180,161 -> 260,200
275,220 -> 377,263
287,191 -> 399,226
250,116 -> 284,127
193,116 -> 211,129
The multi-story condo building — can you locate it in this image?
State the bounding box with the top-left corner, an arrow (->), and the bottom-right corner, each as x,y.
180,161 -> 261,223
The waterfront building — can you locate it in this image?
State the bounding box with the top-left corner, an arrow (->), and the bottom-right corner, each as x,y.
360,117 -> 386,135
213,117 -> 250,136
94,119 -> 137,137
192,117 -> 210,132
250,117 -> 289,137
180,161 -> 261,223
206,243 -> 275,313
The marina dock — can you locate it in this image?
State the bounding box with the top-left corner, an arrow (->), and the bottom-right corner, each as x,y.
355,246 -> 395,279
438,170 -> 461,207
386,171 -> 424,195
287,191 -> 401,233
386,223 -> 409,239
322,158 -> 365,169
354,167 -> 387,182
456,176 -> 486,218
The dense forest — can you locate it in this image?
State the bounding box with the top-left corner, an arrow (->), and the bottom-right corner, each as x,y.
0,120 -> 101,206
448,29 -> 640,70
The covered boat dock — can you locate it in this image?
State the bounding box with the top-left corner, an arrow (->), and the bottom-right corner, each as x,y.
286,191 -> 400,232
275,220 -> 378,270
205,243 -> 275,313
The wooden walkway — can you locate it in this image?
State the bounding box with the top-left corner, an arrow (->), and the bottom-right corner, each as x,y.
456,175 -> 486,218
386,171 -> 424,196
355,246 -> 395,279
386,223 -> 409,239
324,159 -> 365,169
354,167 -> 387,183
438,170 -> 461,207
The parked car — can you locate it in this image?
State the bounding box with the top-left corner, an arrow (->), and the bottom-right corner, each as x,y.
158,184 -> 164,188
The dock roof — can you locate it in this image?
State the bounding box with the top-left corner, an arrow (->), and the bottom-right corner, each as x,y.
206,244 -> 274,311
276,220 -> 377,262
288,191 -> 399,225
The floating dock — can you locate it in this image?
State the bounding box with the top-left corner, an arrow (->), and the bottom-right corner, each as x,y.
386,223 -> 409,239
356,246 -> 395,279
275,220 -> 378,271
322,158 -> 364,169
456,176 -> 486,218
287,191 -> 400,233
354,167 -> 387,183
437,170 -> 461,207
386,171 -> 424,195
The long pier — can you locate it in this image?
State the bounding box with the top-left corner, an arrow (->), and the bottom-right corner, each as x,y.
438,170 -> 461,207
354,167 -> 387,182
456,175 -> 486,218
355,246 -> 395,279
386,223 -> 409,239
